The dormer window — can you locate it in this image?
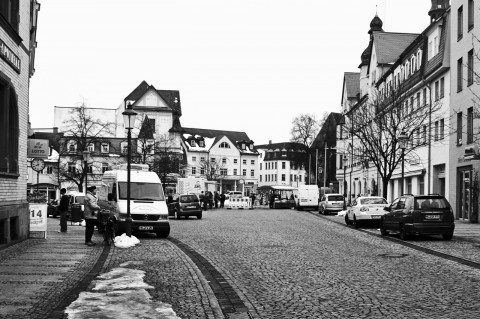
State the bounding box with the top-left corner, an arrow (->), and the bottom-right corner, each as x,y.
68,141 -> 77,153
101,143 -> 110,153
190,140 -> 195,147
199,140 -> 205,147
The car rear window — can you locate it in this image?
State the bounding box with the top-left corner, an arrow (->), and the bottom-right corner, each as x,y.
414,197 -> 450,209
361,198 -> 387,205
180,195 -> 198,203
327,195 -> 343,201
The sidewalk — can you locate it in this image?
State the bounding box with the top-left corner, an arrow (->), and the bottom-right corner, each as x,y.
452,219 -> 480,243
0,218 -> 109,319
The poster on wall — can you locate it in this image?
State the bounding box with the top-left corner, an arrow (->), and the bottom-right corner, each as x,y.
29,203 -> 48,238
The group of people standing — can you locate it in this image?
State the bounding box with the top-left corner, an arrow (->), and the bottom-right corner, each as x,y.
199,191 -> 226,210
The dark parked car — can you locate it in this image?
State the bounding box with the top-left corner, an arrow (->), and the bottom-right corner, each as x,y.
167,194 -> 202,219
380,194 -> 455,240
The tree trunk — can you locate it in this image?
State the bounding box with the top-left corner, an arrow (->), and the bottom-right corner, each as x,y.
382,178 -> 389,200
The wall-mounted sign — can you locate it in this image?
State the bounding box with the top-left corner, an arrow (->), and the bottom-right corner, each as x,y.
28,139 -> 50,158
0,38 -> 21,73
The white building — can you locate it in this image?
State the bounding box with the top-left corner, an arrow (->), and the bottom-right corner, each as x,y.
255,142 -> 308,188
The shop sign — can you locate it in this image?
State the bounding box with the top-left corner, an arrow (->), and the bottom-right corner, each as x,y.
28,139 -> 50,158
29,203 -> 48,238
0,38 -> 21,73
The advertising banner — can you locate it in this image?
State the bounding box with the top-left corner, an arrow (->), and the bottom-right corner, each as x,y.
27,139 -> 50,158
29,203 -> 48,238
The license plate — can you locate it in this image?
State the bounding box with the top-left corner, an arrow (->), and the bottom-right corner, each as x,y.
301,199 -> 308,202
186,206 -> 196,209
425,215 -> 440,220
139,226 -> 153,230
333,203 -> 342,206
371,215 -> 381,219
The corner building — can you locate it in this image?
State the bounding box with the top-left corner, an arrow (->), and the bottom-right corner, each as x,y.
0,1 -> 40,247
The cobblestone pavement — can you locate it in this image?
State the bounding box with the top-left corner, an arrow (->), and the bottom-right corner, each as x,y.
0,219 -> 108,319
162,208 -> 480,319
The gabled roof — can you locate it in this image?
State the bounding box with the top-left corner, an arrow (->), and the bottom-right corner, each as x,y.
372,32 -> 419,65
124,81 -> 182,116
342,72 -> 360,103
182,127 -> 256,154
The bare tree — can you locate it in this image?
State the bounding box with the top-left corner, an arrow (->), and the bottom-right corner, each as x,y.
345,84 -> 443,198
57,102 -> 116,192
151,133 -> 186,188
135,114 -> 156,165
290,113 -> 326,147
197,156 -> 226,181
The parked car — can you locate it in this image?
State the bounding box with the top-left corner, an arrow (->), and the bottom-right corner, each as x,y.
168,194 -> 202,219
345,196 -> 389,227
380,194 -> 455,240
318,193 -> 345,215
47,199 -> 59,218
67,192 -> 85,220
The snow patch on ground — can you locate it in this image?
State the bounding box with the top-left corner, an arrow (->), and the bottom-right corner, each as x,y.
114,233 -> 140,248
65,265 -> 180,318
337,210 -> 347,216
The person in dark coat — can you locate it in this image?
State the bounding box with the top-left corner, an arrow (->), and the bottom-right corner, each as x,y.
250,193 -> 256,208
58,188 -> 70,233
214,191 -> 220,208
200,191 -> 208,211
207,191 -> 213,209
220,193 -> 226,208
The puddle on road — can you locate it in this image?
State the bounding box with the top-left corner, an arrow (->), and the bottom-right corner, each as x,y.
65,262 -> 181,319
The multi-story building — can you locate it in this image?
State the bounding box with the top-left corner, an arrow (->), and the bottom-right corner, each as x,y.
0,0 -> 40,246
181,127 -> 259,195
337,2 -> 451,204
449,0 -> 480,222
255,142 -> 307,188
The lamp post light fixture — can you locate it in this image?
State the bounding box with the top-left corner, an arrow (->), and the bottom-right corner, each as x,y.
398,131 -> 409,196
343,155 -> 348,211
122,102 -> 137,237
82,151 -> 91,195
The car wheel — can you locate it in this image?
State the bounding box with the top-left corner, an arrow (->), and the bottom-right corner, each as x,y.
156,229 -> 170,238
399,225 -> 409,240
442,233 -> 453,240
353,216 -> 360,228
345,214 -> 352,225
380,221 -> 389,236
319,206 -> 324,215
197,213 -> 202,219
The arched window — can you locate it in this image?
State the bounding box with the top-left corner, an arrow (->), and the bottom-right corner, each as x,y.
0,80 -> 19,174
417,50 -> 423,69
219,142 -> 230,148
411,56 -> 416,73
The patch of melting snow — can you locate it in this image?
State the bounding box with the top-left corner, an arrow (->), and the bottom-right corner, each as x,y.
114,233 -> 141,248
65,262 -> 181,318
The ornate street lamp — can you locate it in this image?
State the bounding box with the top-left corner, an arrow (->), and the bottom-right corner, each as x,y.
343,155 -> 348,211
122,102 -> 137,237
83,151 -> 91,195
398,131 -> 409,196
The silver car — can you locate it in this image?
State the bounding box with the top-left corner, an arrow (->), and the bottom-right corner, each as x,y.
319,193 -> 345,215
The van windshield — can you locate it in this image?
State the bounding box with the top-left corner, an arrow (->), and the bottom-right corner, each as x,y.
118,182 -> 165,201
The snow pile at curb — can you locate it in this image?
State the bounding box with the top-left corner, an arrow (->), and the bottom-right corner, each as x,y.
114,233 -> 140,248
337,210 -> 347,216
65,266 -> 181,318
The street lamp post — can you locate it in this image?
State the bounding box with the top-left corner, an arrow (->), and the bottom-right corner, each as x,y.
343,155 -> 348,211
398,131 -> 409,196
122,102 -> 137,237
83,151 -> 91,194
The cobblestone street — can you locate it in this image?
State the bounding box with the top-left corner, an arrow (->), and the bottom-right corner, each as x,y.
106,208 -> 480,318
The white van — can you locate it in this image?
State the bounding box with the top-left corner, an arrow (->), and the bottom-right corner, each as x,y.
97,166 -> 170,238
295,185 -> 319,211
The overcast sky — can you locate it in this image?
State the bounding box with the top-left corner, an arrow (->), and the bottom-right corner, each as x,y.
29,0 -> 432,144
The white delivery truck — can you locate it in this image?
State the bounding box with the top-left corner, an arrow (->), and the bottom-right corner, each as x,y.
295,185 -> 320,211
97,164 -> 170,238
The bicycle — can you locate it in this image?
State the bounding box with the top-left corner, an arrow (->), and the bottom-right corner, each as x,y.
99,209 -> 117,246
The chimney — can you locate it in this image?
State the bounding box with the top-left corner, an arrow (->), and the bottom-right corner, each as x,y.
269,140 -> 272,144
429,0 -> 450,22
53,127 -> 58,134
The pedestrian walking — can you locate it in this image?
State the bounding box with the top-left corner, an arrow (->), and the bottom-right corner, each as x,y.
84,186 -> 100,246
214,191 -> 220,208
207,191 -> 213,209
58,188 -> 69,233
200,191 -> 208,211
250,192 -> 256,208
220,192 -> 226,208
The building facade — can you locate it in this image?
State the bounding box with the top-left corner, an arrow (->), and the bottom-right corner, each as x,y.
449,0 -> 480,222
255,142 -> 307,188
1,0 -> 40,247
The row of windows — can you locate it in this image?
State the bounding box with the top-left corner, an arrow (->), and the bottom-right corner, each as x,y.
68,142 -> 125,154
259,161 -> 303,170
457,107 -> 475,145
67,162 -> 109,174
191,167 -> 255,177
259,174 -> 303,182
457,50 -> 475,93
458,1 -> 475,41
191,156 -> 256,165
379,49 -> 423,92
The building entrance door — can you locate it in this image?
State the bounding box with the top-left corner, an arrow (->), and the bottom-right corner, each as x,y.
458,168 -> 472,220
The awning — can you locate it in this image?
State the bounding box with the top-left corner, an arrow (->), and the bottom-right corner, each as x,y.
391,168 -> 426,179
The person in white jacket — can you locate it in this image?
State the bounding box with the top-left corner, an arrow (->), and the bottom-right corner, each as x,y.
84,186 -> 100,246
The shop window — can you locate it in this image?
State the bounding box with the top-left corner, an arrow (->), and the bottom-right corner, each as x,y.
0,0 -> 20,33
0,78 -> 19,175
